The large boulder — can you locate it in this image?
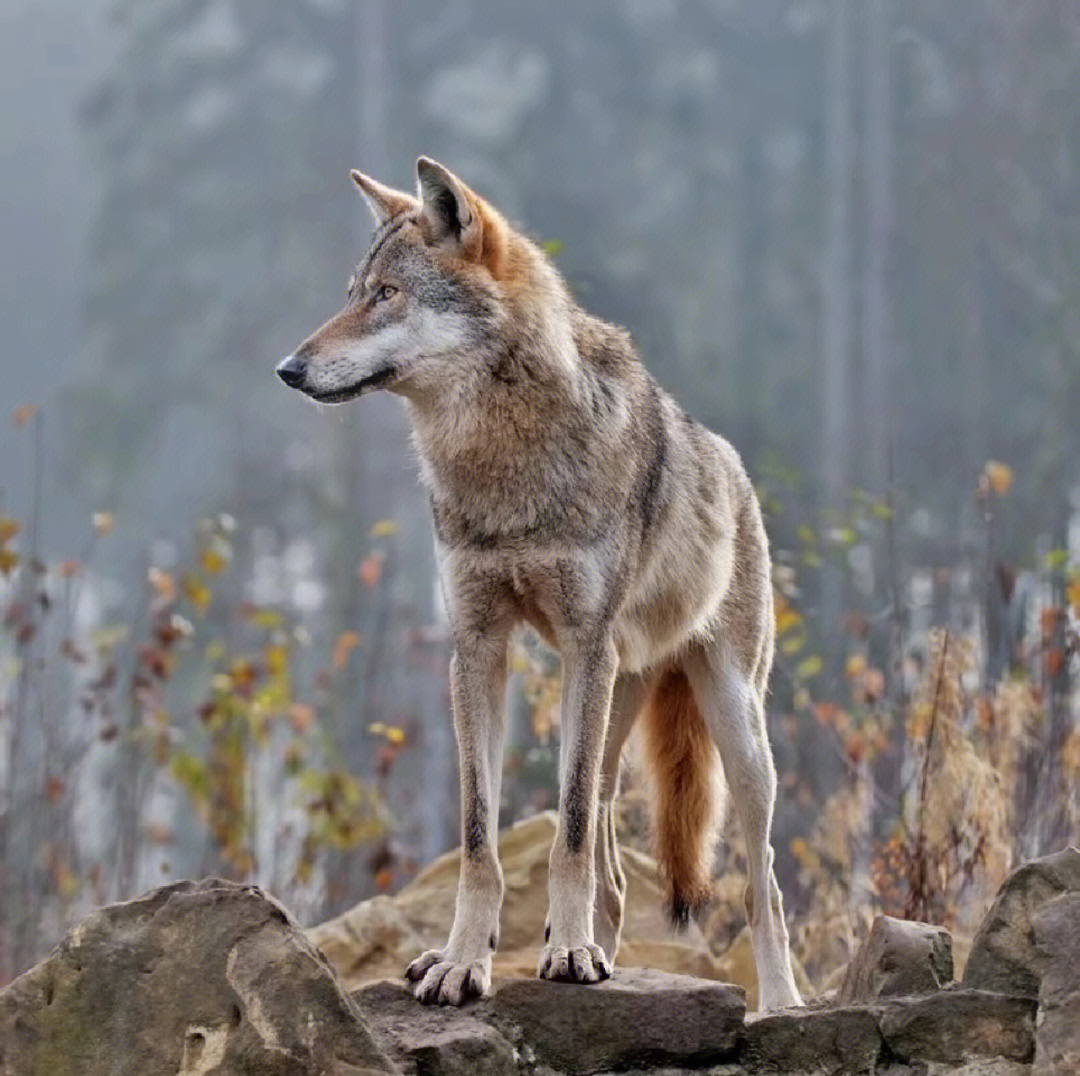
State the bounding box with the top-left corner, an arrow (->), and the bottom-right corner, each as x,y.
1032,893 -> 1080,1076
963,847 -> 1080,998
310,811 -> 738,991
839,915 -> 953,1003
0,879 -> 396,1076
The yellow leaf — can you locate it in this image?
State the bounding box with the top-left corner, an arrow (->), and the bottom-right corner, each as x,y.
0,548 -> 18,574
92,511 -> 114,537
182,574 -> 211,612
265,644 -> 288,677
775,603 -> 802,635
0,517 -> 21,544
796,655 -> 823,680
385,725 -> 406,746
1067,576 -> 1080,616
983,460 -> 1013,495
200,549 -> 227,575
369,519 -> 400,538
845,653 -> 867,680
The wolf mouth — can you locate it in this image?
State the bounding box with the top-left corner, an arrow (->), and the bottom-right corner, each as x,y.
310,364 -> 398,403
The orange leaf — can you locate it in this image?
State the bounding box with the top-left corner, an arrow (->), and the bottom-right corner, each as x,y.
357,553 -> 384,587
12,404 -> 38,428
332,631 -> 361,670
983,460 -> 1014,495
290,703 -> 315,733
148,567 -> 176,603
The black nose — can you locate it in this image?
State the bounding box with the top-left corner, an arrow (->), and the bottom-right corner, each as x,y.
277,354 -> 307,388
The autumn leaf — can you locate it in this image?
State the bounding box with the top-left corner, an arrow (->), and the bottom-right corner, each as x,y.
0,517 -> 21,544
12,403 -> 38,428
0,548 -> 18,574
845,654 -> 867,680
1067,576 -> 1080,616
357,553 -> 385,587
796,655 -> 823,680
369,519 -> 400,538
148,567 -> 176,603
45,775 -> 66,802
290,703 -> 315,733
57,559 -> 82,578
182,573 -> 211,612
332,630 -> 361,670
92,511 -> 114,536
983,460 -> 1014,495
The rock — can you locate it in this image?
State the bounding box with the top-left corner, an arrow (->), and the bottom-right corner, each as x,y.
742,1006 -> 882,1074
838,915 -> 953,1003
486,966 -> 744,1074
0,878 -> 396,1076
311,895 -> 427,985
353,979 -> 516,1076
962,847 -> 1080,998
311,811 -> 737,994
1031,893 -> 1080,1076
877,989 -> 1036,1066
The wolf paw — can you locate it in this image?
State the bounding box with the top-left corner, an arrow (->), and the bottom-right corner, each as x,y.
537,942 -> 611,983
405,949 -> 491,1006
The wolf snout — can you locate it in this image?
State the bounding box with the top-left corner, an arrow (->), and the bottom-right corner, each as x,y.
276,354 -> 307,389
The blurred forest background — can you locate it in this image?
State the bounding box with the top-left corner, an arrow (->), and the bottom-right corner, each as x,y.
2,0 -> 1079,990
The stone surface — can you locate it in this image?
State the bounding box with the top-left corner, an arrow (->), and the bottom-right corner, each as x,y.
839,915 -> 953,1003
742,1005 -> 882,1074
353,979 -> 516,1076
0,878 -> 396,1076
877,989 -> 1036,1066
962,847 -> 1080,998
1031,893 -> 1080,1076
486,966 -> 745,1074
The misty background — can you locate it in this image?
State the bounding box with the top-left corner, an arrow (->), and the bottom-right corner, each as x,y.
2,0 -> 1078,985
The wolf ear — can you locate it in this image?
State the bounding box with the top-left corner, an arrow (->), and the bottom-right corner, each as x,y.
350,169 -> 416,225
416,157 -> 482,255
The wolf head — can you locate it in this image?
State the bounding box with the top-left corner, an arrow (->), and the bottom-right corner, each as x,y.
277,158 -> 567,405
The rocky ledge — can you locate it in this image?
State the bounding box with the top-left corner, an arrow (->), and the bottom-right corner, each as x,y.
1,847 -> 1078,1075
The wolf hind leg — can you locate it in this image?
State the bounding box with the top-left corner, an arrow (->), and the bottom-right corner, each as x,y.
683,640 -> 802,1011
407,638 -> 507,1005
592,671 -> 652,962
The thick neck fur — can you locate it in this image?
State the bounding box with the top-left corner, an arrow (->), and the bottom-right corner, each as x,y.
405,238 -> 634,547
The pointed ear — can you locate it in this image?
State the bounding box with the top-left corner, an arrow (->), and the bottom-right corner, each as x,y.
416,157 -> 482,255
350,169 -> 416,224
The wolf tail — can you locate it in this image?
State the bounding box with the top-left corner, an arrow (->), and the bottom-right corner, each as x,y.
640,667 -> 722,928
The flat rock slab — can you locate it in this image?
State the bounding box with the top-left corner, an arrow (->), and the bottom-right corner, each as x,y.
878,990 -> 1036,1066
353,980 -> 516,1076
743,1006 -> 882,1074
0,878 -> 396,1076
484,967 -> 745,1075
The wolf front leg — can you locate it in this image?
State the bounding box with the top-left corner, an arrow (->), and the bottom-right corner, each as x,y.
406,637 -> 507,1005
539,632 -> 618,983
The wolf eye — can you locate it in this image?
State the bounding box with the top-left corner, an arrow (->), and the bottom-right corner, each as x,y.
375,284 -> 397,303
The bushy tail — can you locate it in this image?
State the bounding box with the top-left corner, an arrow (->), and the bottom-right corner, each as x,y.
641,667 -> 723,928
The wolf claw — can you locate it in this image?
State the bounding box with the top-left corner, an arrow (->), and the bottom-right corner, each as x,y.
537,942 -> 611,983
406,949 -> 490,1005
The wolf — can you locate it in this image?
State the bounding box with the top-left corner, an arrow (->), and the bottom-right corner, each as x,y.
277,158 -> 803,1011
